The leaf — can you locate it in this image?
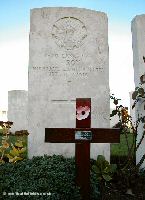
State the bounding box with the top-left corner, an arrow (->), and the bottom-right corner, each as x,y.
97,155 -> 106,163
92,165 -> 101,174
132,102 -> 135,109
138,88 -> 144,96
143,56 -> 145,63
135,87 -> 139,90
18,147 -> 26,154
102,174 -> 112,182
132,91 -> 138,100
2,141 -> 10,149
110,110 -> 118,117
103,166 -> 110,173
114,99 -> 118,105
13,156 -> 23,163
0,159 -> 5,164
0,146 -> 4,152
110,164 -> 117,173
141,116 -> 145,123
1,136 -> 7,140
10,147 -> 19,157
6,154 -> 13,159
15,140 -> 23,148
96,155 -> 109,171
9,156 -> 23,163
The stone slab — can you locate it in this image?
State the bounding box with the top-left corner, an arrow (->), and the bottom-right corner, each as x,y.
28,7 -> 110,160
8,90 -> 28,133
132,15 -> 145,168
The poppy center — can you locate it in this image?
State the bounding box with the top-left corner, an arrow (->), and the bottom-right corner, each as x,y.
82,111 -> 86,115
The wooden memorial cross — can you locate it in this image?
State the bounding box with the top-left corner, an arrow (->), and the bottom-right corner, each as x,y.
45,98 -> 120,200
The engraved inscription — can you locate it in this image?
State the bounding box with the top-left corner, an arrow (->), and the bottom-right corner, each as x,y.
32,49 -> 104,78
52,17 -> 87,50
32,65 -> 103,78
44,51 -> 82,66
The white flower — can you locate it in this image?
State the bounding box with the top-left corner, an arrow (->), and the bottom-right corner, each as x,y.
76,106 -> 90,120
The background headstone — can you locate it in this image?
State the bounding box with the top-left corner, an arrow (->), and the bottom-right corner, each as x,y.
0,110 -> 7,121
8,90 -> 28,133
132,14 -> 145,168
28,7 -> 109,160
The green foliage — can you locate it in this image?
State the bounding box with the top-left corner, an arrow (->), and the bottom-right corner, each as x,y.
111,133 -> 135,157
92,155 -> 117,182
110,109 -> 118,118
92,155 -> 117,199
106,167 -> 145,199
0,155 -> 100,200
0,128 -> 3,135
110,92 -> 145,168
0,134 -> 27,160
90,172 -> 100,200
0,151 -> 144,200
132,86 -> 145,109
110,94 -> 137,165
109,92 -> 145,198
0,155 -> 80,200
132,87 -> 144,100
0,121 -> 27,164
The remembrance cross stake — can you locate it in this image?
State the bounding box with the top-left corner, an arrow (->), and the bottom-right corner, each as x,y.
45,98 -> 120,200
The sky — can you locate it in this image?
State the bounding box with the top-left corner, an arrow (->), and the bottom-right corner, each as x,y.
0,0 -> 145,110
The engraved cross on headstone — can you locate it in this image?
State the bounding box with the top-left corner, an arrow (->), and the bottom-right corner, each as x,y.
45,98 -> 120,200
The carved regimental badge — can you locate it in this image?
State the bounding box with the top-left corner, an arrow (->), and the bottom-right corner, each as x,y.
52,17 -> 87,50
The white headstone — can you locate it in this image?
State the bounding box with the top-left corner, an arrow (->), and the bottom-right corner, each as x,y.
28,7 -> 110,160
0,110 -> 7,121
132,14 -> 145,168
8,90 -> 28,133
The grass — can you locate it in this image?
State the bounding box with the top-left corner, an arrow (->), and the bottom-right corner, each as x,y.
111,133 -> 135,157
